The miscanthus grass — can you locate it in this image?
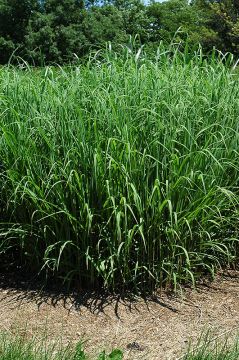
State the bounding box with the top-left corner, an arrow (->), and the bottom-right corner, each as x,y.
0,45 -> 239,292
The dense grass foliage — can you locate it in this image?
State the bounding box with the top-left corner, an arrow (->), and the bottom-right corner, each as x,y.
0,47 -> 239,291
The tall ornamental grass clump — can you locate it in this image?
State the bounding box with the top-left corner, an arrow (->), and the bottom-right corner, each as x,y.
0,45 -> 239,291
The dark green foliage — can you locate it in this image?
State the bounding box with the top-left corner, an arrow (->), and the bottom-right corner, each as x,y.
209,0 -> 239,54
25,12 -> 88,64
0,0 -> 39,41
0,0 -> 239,64
144,0 -> 219,52
82,6 -> 127,49
0,0 -> 40,62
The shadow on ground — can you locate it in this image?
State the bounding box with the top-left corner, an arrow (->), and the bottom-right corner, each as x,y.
0,268 -> 179,318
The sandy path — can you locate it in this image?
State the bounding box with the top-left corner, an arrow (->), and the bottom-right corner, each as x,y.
0,272 -> 239,359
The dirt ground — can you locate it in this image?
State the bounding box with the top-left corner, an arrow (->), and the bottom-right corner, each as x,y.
0,271 -> 239,360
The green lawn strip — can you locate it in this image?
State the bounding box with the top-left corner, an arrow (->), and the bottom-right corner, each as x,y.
0,333 -> 123,360
183,332 -> 239,360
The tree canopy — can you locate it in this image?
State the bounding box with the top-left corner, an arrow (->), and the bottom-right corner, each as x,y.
0,0 -> 238,64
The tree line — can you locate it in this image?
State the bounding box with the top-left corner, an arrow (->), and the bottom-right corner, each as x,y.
0,0 -> 239,65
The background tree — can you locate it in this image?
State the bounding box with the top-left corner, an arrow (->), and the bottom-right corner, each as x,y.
209,0 -> 239,54
145,0 -> 219,51
0,0 -> 39,62
82,5 -> 127,50
24,0 -> 88,64
0,0 -> 238,65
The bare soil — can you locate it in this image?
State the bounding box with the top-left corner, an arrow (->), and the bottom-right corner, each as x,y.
0,271 -> 239,360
